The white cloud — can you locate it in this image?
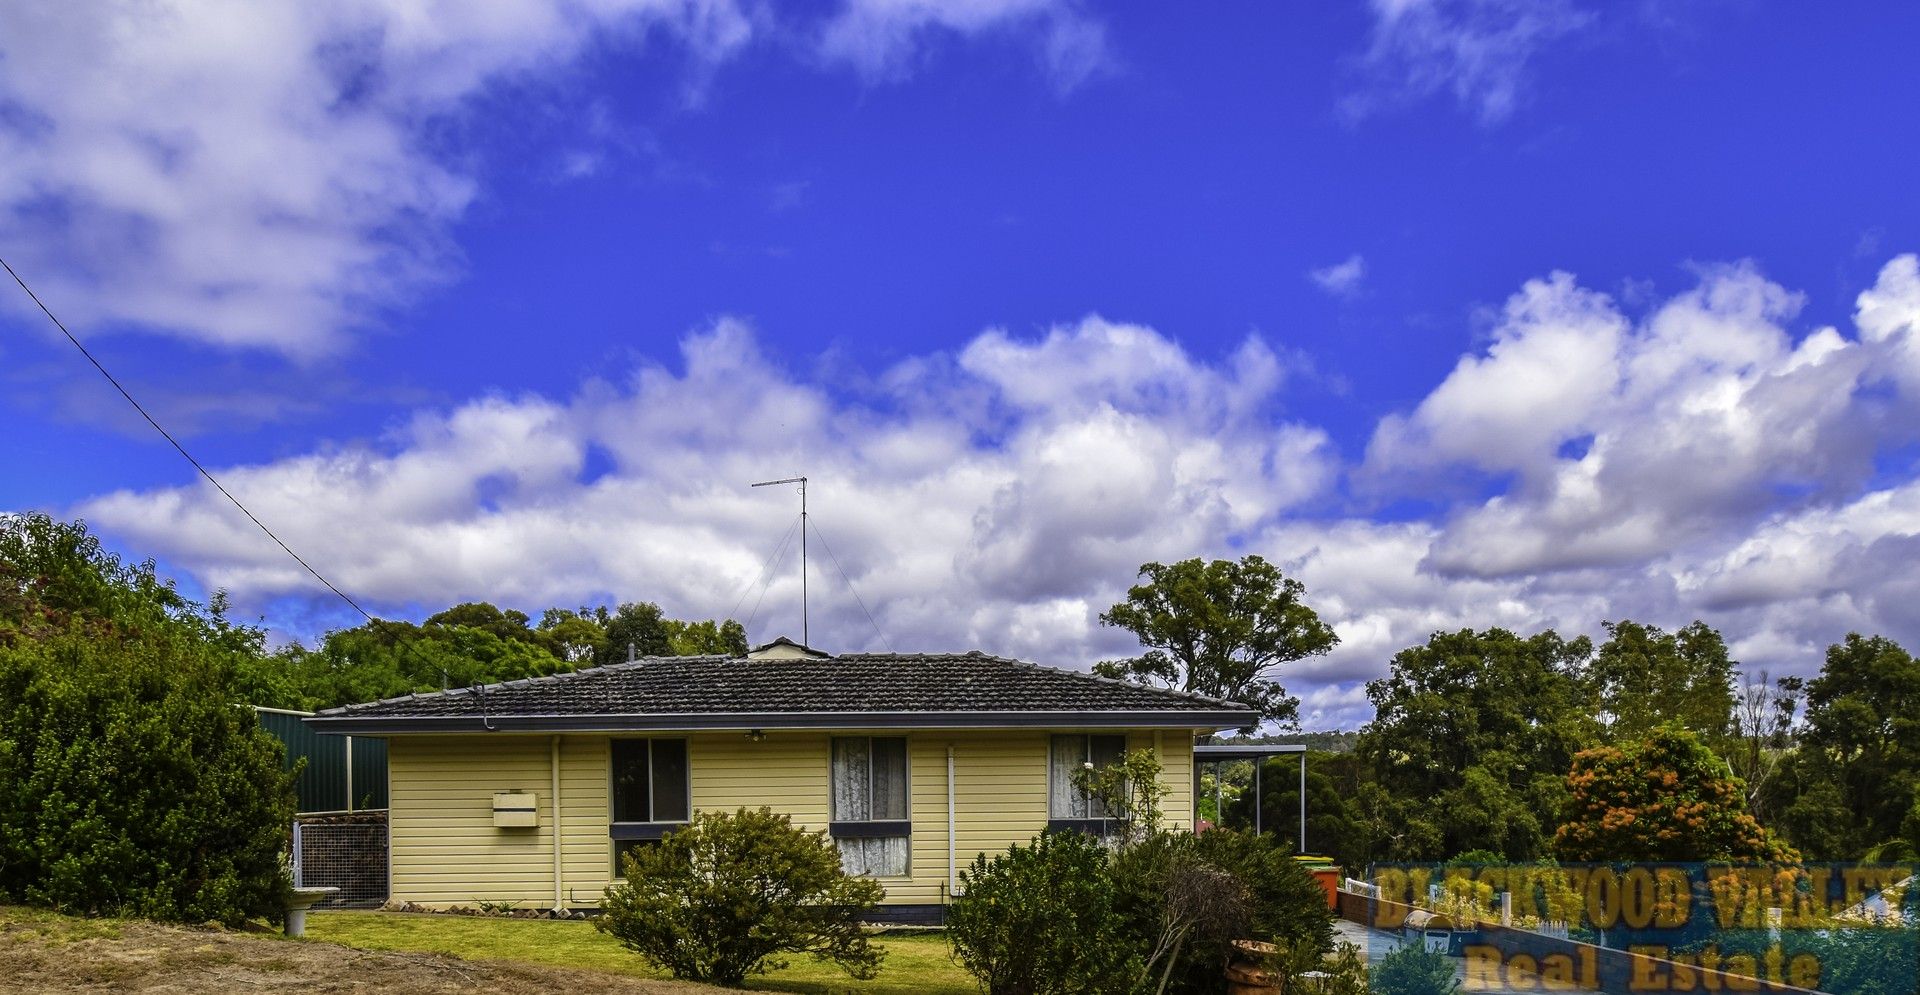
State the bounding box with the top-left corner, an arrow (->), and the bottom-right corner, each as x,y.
1309,254 -> 1368,297
1365,261 -> 1896,579
79,314 -> 1332,672
1854,253 -> 1920,394
71,258 -> 1920,730
816,0 -> 1112,92
1346,0 -> 1592,124
0,0 -> 1107,357
0,0 -> 753,356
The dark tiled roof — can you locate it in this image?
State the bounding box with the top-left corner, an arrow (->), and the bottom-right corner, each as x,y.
306,652 -> 1254,732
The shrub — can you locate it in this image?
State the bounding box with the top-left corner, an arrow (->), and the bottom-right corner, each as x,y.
1105,828 -> 1340,995
1318,941 -> 1370,995
1105,832 -> 1242,995
0,514 -> 297,926
1370,944 -> 1461,995
596,807 -> 884,987
1070,747 -> 1167,843
1183,830 -> 1334,987
948,829 -> 1139,995
1242,938 -> 1371,995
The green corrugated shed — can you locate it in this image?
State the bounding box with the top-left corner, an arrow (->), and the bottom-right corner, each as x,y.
255,707 -> 388,813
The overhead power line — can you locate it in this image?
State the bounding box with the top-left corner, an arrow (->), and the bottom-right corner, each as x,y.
743,514 -> 803,635
808,516 -> 893,653
1,255 -> 382,627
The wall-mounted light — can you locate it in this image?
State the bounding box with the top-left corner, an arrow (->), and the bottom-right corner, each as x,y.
746,729 -> 766,743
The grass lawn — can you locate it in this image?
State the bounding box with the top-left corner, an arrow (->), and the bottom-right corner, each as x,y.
309,911 -> 976,995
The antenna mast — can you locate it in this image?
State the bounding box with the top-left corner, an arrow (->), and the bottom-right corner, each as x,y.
751,476 -> 808,647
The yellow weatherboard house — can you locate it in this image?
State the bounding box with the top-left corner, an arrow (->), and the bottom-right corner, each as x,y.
304,636 -> 1256,922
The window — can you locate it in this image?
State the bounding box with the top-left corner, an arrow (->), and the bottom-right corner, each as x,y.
610,738 -> 690,871
830,736 -> 909,876
1049,734 -> 1127,825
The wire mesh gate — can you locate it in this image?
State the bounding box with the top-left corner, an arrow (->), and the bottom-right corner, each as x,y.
291,810 -> 389,909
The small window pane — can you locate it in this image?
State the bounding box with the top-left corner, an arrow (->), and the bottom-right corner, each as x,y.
612,740 -> 651,823
870,738 -> 909,821
837,836 -> 908,876
650,739 -> 689,822
832,737 -> 872,822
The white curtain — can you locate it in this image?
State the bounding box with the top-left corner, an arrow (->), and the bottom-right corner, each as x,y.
832,737 -> 872,821
836,836 -> 909,876
1050,734 -> 1126,819
1050,734 -> 1089,818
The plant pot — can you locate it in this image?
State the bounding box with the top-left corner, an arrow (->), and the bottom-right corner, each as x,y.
1226,939 -> 1281,995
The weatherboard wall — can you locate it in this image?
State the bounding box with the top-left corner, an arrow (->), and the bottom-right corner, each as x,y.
385,729 -> 1198,910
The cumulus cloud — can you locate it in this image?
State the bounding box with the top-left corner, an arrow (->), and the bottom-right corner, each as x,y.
0,0 -> 753,356
1345,0 -> 1592,124
72,258 -> 1920,729
0,0 -> 1107,357
1309,254 -> 1368,297
1366,261 -> 1902,579
79,315 -> 1332,671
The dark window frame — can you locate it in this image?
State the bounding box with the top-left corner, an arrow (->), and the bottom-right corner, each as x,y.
609,737 -> 691,872
829,735 -> 912,877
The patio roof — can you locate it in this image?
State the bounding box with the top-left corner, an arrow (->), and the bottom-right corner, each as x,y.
1192,743 -> 1307,761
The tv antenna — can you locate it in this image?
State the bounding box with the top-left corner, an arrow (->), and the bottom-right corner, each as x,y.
750,475 -> 808,647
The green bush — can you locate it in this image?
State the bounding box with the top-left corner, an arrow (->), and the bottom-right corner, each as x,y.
1370,943 -> 1460,995
948,829 -> 1140,995
0,514 -> 297,926
1188,830 -> 1335,985
596,807 -> 884,987
1116,829 -> 1334,994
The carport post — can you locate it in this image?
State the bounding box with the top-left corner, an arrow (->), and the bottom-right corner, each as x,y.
1298,752 -> 1307,854
1254,760 -> 1262,835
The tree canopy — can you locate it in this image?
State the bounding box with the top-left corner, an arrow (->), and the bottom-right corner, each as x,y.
258,600 -> 749,710
1768,634 -> 1920,859
1356,627 -> 1596,861
1589,620 -> 1738,743
1094,555 -> 1338,727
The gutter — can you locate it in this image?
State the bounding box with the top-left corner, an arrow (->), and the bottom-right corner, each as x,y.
304,709 -> 1258,735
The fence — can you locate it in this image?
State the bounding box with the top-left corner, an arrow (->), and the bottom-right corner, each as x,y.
292,810 -> 389,909
254,707 -> 388,813
1333,879 -> 1824,995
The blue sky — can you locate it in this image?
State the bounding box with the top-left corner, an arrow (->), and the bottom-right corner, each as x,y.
4,1 -> 1919,727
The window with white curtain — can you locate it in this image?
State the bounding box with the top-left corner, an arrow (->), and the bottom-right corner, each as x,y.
1049,733 -> 1128,821
830,736 -> 910,876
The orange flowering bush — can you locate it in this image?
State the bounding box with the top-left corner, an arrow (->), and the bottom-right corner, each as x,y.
1554,726 -> 1797,864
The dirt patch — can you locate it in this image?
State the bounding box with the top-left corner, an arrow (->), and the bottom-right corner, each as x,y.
0,907 -> 730,994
